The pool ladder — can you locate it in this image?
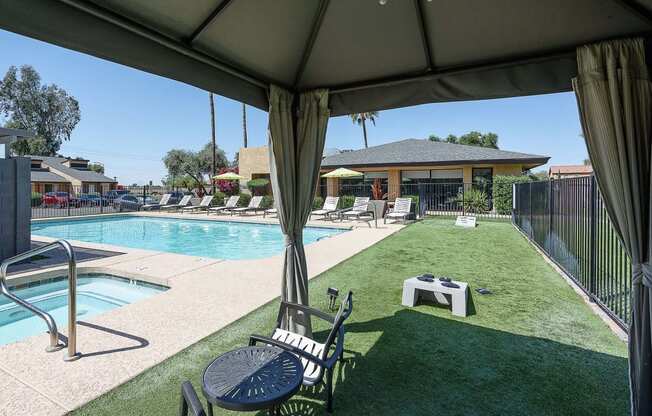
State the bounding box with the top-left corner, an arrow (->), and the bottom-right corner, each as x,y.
0,240 -> 80,361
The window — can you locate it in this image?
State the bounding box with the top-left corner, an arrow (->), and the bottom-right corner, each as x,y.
44,184 -> 53,193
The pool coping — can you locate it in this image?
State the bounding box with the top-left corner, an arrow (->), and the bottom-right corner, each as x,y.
1,214 -> 405,416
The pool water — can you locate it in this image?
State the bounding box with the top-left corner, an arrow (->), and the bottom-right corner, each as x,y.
0,274 -> 166,346
32,216 -> 344,260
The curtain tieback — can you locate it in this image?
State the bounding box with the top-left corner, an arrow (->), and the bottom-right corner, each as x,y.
284,233 -> 301,248
632,262 -> 652,287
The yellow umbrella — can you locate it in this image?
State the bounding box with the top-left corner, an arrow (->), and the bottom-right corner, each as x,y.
213,172 -> 245,180
321,168 -> 363,178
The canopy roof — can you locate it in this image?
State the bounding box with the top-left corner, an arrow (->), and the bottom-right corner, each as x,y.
1,1 -> 651,115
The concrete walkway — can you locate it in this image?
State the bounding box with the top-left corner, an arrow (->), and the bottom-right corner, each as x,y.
0,214 -> 403,416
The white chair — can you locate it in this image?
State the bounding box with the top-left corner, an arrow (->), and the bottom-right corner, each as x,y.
181,195 -> 214,213
339,197 -> 375,226
141,193 -> 171,211
207,195 -> 240,215
229,195 -> 264,215
310,196 -> 339,220
384,197 -> 412,223
160,194 -> 192,211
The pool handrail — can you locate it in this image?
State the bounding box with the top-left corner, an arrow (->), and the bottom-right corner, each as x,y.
0,240 -> 80,361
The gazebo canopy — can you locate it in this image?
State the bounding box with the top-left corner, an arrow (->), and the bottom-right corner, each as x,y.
2,0 -> 651,115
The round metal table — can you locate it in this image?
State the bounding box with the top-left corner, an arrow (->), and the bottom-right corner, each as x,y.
202,346 -> 303,415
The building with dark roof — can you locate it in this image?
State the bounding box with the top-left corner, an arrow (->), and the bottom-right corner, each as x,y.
29,156 -> 116,195
238,139 -> 549,199
319,139 -> 549,198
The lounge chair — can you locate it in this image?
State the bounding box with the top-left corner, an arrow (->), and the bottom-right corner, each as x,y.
207,195 -> 239,215
249,292 -> 353,413
338,197 -> 375,226
263,204 -> 277,218
180,195 -> 214,213
141,193 -> 171,211
384,197 -> 412,223
229,195 -> 264,215
160,194 -> 191,212
310,196 -> 339,221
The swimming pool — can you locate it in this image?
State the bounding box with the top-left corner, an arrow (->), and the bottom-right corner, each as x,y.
32,216 -> 345,260
0,274 -> 167,346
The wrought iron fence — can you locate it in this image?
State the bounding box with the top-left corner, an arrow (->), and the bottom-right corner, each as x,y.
337,182 -> 507,219
513,176 -> 631,329
30,185 -> 184,219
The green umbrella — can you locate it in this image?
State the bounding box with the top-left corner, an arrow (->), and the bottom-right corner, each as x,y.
213,172 -> 245,180
321,168 -> 363,178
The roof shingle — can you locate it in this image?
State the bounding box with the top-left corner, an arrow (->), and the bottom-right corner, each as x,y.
321,139 -> 549,168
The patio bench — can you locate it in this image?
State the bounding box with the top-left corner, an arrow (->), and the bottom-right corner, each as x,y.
402,277 -> 468,317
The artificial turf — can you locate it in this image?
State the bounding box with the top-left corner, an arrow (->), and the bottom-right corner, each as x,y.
73,218 -> 628,416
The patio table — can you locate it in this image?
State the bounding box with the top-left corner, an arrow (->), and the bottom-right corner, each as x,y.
201,346 -> 303,416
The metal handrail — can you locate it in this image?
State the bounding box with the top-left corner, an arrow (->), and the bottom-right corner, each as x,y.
0,240 -> 80,361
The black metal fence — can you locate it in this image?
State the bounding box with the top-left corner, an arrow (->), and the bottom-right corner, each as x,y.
336,182 -> 508,219
513,176 -> 631,329
31,185 -> 179,219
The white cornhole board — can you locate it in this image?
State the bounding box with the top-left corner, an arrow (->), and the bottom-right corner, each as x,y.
402,277 -> 469,317
455,215 -> 477,228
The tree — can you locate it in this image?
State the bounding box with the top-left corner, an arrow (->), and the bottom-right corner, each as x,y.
0,65 -> 80,155
428,131 -> 499,149
349,112 -> 379,148
209,92 -> 216,194
242,103 -> 248,148
583,158 -> 591,166
88,162 -> 105,174
163,143 -> 227,196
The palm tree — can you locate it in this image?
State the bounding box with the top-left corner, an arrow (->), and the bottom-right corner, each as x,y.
209,92 -> 216,194
349,112 -> 378,148
242,103 -> 248,148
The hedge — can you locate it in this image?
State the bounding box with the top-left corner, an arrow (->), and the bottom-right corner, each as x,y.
493,175 -> 532,215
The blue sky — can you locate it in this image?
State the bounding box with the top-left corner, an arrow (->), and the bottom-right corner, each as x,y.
0,29 -> 587,185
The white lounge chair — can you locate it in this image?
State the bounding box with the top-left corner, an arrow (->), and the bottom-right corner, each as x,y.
229,195 -> 264,215
181,195 -> 214,213
263,207 -> 277,218
384,197 -> 412,224
160,194 -> 191,211
339,197 -> 375,226
310,196 -> 339,220
207,195 -> 240,215
141,193 -> 171,211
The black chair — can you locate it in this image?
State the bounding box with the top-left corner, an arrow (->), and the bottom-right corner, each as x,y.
179,381 -> 206,416
249,291 -> 353,413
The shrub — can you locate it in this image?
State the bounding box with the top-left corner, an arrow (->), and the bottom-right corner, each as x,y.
31,192 -> 42,207
238,193 -> 251,207
212,191 -> 225,206
458,188 -> 488,214
493,175 -> 532,215
313,196 -> 324,210
340,195 -> 356,209
247,178 -> 270,196
261,195 -> 274,209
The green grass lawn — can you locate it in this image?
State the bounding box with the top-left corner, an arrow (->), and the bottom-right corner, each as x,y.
73,218 -> 628,416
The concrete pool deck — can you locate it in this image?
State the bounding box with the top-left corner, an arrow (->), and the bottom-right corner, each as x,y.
0,213 -> 404,416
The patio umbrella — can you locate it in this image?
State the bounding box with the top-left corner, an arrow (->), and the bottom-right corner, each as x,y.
321,168 -> 363,178
212,172 -> 244,181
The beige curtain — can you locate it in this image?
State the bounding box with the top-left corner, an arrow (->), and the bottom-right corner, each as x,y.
573,38 -> 652,415
268,85 -> 329,336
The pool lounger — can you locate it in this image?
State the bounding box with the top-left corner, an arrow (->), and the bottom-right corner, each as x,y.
181,195 -> 214,213
208,195 -> 240,215
142,193 -> 171,211
229,196 -> 264,215
160,195 -> 192,212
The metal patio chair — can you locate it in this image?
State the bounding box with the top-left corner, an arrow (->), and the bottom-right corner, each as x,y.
249,291 -> 353,413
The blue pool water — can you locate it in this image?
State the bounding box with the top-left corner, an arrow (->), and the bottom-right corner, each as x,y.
0,274 -> 166,346
32,216 -> 344,260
